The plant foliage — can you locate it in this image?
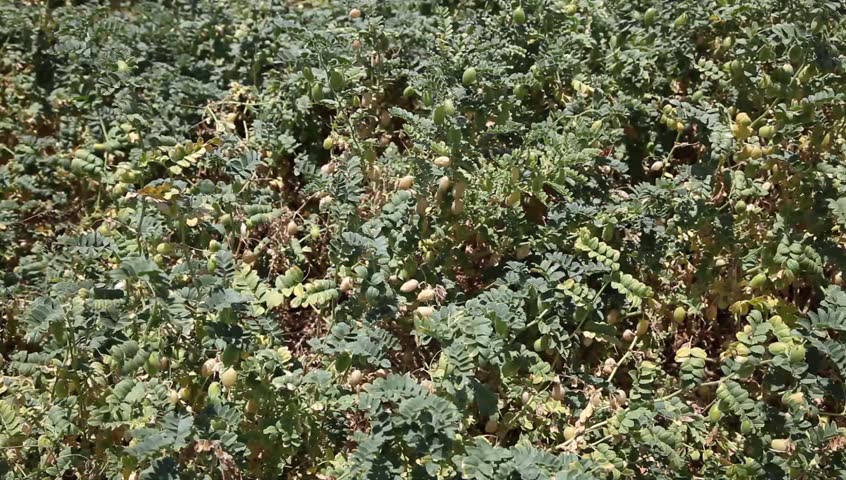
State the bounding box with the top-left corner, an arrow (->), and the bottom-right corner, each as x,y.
1,0 -> 846,478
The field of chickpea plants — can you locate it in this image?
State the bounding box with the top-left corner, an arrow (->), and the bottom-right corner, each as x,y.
1,0 -> 845,478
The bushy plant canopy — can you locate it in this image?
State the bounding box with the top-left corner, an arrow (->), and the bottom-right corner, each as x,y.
1,0 -> 845,478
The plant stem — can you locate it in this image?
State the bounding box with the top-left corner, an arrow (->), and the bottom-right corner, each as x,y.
137,197 -> 147,254
606,336 -> 640,384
